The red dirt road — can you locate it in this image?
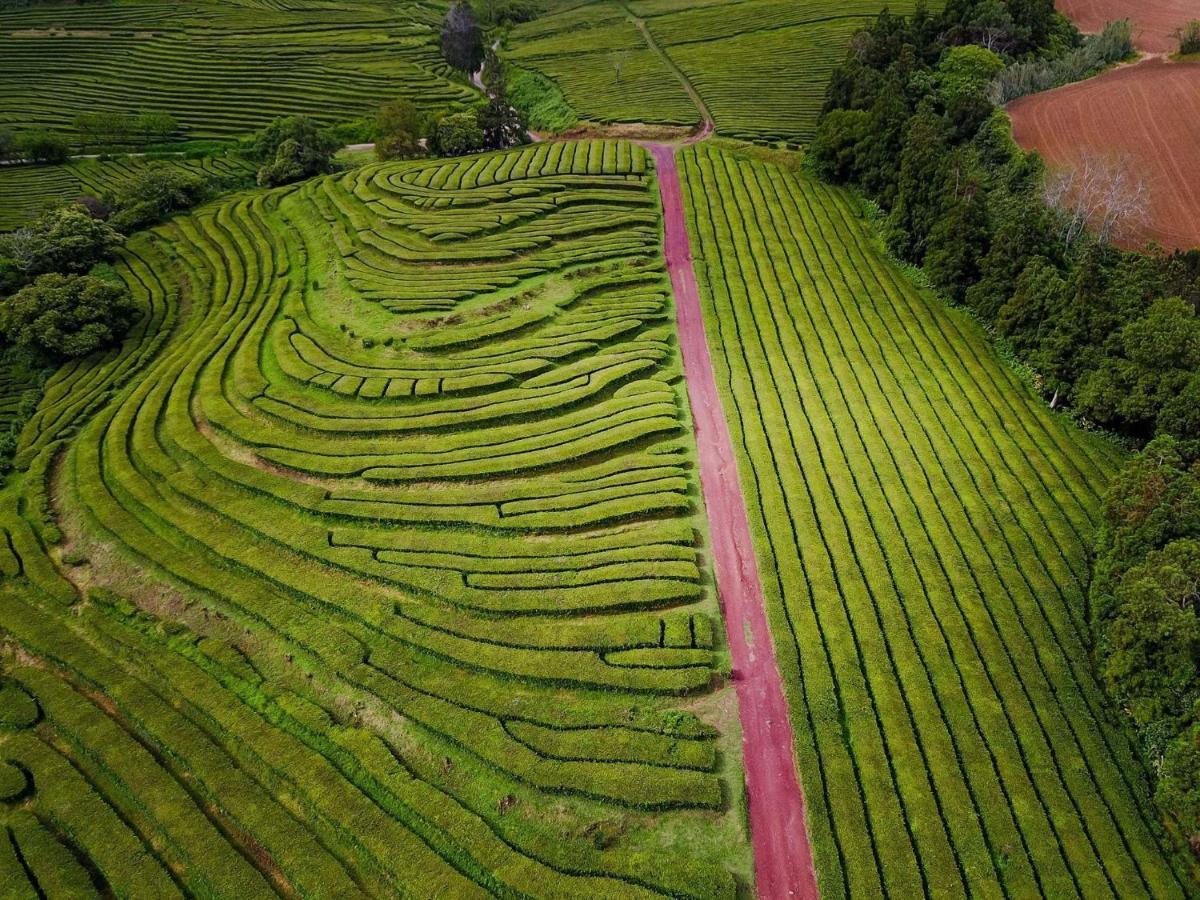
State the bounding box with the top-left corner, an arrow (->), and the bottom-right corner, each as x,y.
1008,59 -> 1200,250
650,142 -> 819,900
1056,0 -> 1196,53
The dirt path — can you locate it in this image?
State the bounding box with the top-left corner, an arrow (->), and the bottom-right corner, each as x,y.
649,142 -> 818,899
622,3 -> 714,131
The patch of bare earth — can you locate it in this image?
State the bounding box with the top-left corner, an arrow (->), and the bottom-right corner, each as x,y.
1008,58 -> 1200,250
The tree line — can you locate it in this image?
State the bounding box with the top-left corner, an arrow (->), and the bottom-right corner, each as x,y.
809,0 -> 1200,857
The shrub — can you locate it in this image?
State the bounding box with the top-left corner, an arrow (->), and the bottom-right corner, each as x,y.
505,66 -> 576,133
0,273 -> 136,360
430,111 -> 485,157
990,20 -> 1133,104
1179,21 -> 1200,56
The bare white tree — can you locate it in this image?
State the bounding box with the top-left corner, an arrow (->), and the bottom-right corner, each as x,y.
1042,151 -> 1151,248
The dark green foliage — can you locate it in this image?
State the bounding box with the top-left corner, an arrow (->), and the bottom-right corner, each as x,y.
811,2 -> 1200,441
1076,298 -> 1200,439
440,1 -> 483,73
475,0 -> 538,27
1093,437 -> 1200,849
0,205 -> 123,293
14,129 -> 68,164
1179,21 -> 1200,56
374,99 -> 425,161
0,273 -> 136,360
250,116 -> 339,187
109,161 -> 209,231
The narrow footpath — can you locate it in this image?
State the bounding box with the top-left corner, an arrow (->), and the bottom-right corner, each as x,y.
649,142 -> 820,900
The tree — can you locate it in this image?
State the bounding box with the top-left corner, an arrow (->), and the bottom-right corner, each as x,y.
430,111 -> 485,157
936,45 -> 1004,106
375,99 -> 424,161
250,117 -> 339,187
1100,542 -> 1200,732
15,129 -> 68,164
1076,297 -> 1200,436
0,127 -> 14,162
0,274 -> 136,360
135,110 -> 178,145
440,1 -> 483,73
109,163 -> 208,230
0,205 -> 123,290
478,96 -> 524,151
1043,152 -> 1151,248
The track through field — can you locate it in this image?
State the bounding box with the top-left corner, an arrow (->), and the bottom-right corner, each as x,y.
650,142 -> 820,900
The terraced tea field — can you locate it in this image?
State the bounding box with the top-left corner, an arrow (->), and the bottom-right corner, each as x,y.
505,0 -> 933,141
0,141 -> 751,896
678,142 -> 1193,898
0,0 -> 473,142
0,155 -> 255,231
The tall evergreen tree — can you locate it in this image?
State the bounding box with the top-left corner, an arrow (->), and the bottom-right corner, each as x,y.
440,1 -> 484,73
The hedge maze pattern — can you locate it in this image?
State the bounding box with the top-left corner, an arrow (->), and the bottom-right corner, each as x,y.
506,0 -> 935,142
678,143 -> 1194,899
0,141 -> 747,897
0,0 -> 474,141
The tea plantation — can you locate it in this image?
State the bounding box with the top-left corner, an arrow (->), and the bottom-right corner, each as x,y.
0,141 -> 750,897
678,142 -> 1195,898
503,0 -> 935,141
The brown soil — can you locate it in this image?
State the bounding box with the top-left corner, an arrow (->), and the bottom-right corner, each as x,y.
1008,58 -> 1200,250
1056,0 -> 1196,53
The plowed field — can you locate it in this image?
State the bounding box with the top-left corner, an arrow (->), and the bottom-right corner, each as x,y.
1008,59 -> 1200,250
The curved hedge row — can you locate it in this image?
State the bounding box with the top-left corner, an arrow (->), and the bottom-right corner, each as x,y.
0,141 -> 746,897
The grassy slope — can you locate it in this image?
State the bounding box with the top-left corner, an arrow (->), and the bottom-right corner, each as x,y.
0,142 -> 751,897
678,141 -> 1195,899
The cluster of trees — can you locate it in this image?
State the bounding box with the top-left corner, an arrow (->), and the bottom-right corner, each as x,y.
810,0 -> 1200,443
0,128 -> 70,164
1092,437 -> 1200,851
811,0 -> 1200,856
0,206 -> 133,361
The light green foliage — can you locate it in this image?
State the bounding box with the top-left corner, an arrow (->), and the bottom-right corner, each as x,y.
0,141 -> 748,897
679,143 -> 1191,898
936,45 -> 1004,105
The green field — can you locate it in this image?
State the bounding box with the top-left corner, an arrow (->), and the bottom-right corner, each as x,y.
0,141 -> 751,896
0,0 -> 473,142
0,154 -> 255,230
678,142 -> 1193,897
504,0 -> 932,141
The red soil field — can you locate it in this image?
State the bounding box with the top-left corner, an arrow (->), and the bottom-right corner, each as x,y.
1008,59 -> 1200,251
1056,0 -> 1197,54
